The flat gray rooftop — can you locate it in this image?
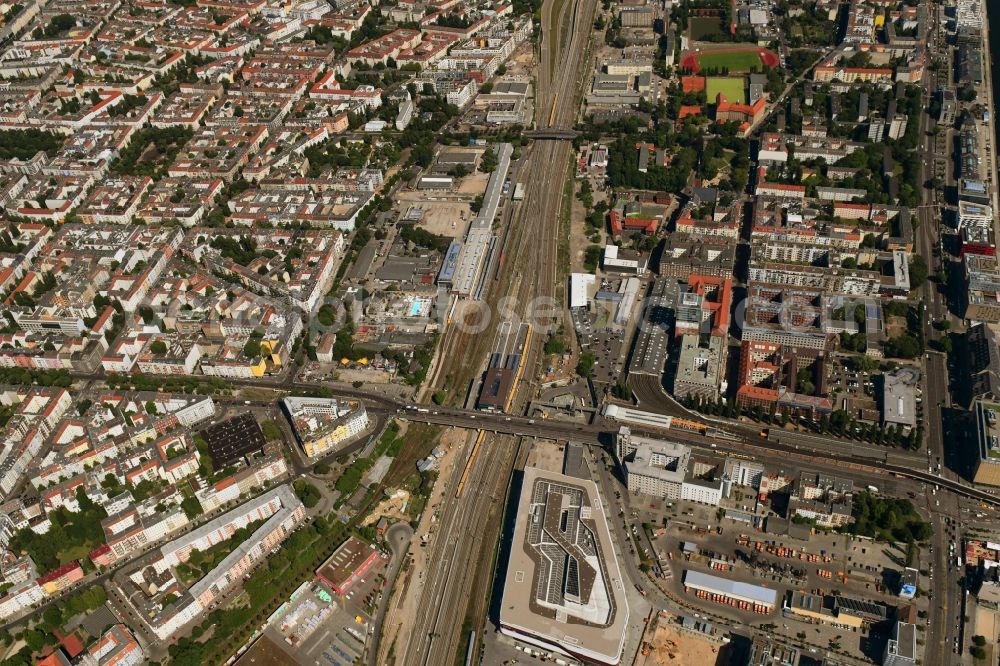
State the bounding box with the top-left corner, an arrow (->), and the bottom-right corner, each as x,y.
683,570 -> 778,606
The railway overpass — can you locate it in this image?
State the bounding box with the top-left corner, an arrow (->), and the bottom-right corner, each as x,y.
391,404 -> 1000,509
148,375 -> 1000,510
523,126 -> 579,140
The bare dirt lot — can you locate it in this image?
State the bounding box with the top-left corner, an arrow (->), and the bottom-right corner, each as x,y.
394,194 -> 474,237
362,489 -> 412,526
975,605 -> 999,664
420,202 -> 473,236
638,621 -> 722,666
337,367 -> 394,384
885,315 -> 908,338
457,172 -> 490,194
506,44 -> 535,77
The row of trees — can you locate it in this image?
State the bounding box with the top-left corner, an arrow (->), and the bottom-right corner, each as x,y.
684,395 -> 923,449
169,516 -> 352,665
883,301 -> 925,360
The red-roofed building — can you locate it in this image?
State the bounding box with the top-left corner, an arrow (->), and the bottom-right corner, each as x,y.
676,273 -> 732,338
89,544 -> 114,568
754,180 -> 806,199
735,340 -> 832,418
813,67 -> 893,84
714,94 -> 767,126
609,210 -> 659,237
309,71 -> 382,109
396,31 -> 460,67
84,624 -> 144,666
346,28 -> 422,66
52,629 -> 85,659
36,561 -> 84,594
316,536 -> 386,596
833,202 -> 872,221
90,306 -> 116,338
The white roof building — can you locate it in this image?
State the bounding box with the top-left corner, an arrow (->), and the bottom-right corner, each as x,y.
569,273 -> 596,309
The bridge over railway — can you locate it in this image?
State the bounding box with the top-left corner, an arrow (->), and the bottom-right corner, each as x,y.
390,404 -> 1000,510
524,126 -> 580,140
165,374 -> 999,510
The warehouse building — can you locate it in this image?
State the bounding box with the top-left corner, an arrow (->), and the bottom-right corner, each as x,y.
783,591 -> 890,628
316,536 -> 386,596
619,4 -> 654,27
682,570 -> 777,612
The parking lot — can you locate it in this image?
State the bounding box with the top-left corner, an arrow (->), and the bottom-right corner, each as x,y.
240,564 -> 389,666
827,362 -> 880,420
617,489 -> 932,663
589,325 -> 626,385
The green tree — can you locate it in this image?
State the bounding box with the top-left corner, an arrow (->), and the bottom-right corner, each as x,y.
411,143 -> 433,167
181,496 -> 203,519
576,352 -> 596,379
884,333 -> 922,359
260,420 -> 281,442
42,606 -> 62,630
611,381 -> 630,400
242,338 -> 261,359
909,254 -> 928,289
0,129 -> 63,160
44,13 -> 75,36
23,629 -> 45,652
479,149 -> 498,172
292,480 -> 322,509
543,336 -> 566,355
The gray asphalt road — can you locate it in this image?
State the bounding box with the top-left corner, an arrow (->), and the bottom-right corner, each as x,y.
368,522 -> 414,666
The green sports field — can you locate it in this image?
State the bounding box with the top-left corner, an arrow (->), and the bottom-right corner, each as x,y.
706,76 -> 746,104
696,50 -> 764,73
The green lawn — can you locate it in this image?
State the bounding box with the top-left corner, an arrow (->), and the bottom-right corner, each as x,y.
706,76 -> 747,104
57,544 -> 92,567
697,51 -> 764,73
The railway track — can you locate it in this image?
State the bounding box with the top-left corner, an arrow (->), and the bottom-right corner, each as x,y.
406,432 -> 520,666
398,0 -> 602,663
